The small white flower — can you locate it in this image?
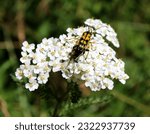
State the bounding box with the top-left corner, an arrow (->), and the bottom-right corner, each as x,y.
51,59 -> 62,72
37,72 -> 49,84
33,64 -> 43,74
25,80 -> 39,91
103,78 -> 114,90
20,52 -> 31,65
22,41 -> 35,53
15,68 -> 23,80
22,65 -> 34,78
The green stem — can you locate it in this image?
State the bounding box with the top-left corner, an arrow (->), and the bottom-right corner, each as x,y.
111,90 -> 150,115
52,87 -> 71,117
52,99 -> 61,117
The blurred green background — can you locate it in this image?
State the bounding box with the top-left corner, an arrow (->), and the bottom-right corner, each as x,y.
0,0 -> 150,116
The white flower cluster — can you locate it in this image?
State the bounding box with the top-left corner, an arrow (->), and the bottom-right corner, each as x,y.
15,18 -> 129,91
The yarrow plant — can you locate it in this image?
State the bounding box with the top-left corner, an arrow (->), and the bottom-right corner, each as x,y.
15,18 -> 129,92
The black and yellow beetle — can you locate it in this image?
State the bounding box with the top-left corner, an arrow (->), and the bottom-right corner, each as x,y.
69,26 -> 94,62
